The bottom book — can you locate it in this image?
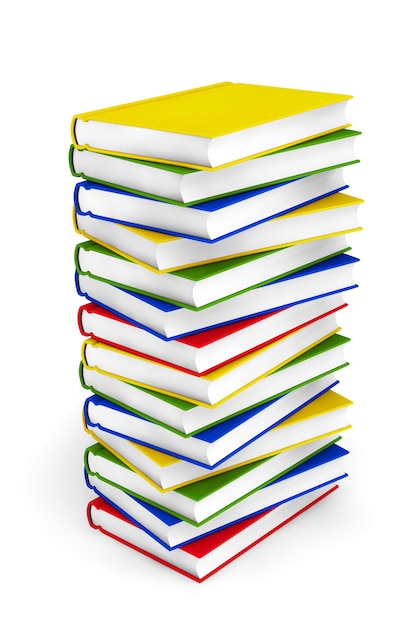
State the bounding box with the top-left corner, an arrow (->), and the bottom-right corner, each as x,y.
87,483 -> 338,582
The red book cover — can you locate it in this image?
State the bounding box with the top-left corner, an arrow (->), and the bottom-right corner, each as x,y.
78,301 -> 347,376
78,302 -> 283,347
87,484 -> 338,582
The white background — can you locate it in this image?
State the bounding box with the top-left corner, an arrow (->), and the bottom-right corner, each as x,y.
2,1 -> 416,623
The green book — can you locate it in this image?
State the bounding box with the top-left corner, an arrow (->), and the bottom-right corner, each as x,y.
70,128 -> 360,205
83,384 -> 351,491
83,374 -> 337,468
75,234 -> 351,310
76,251 -> 358,338
74,169 -> 350,244
80,334 -> 351,436
84,434 -> 341,526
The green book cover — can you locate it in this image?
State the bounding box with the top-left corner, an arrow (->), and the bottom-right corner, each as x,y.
75,238 -> 284,280
69,129 -> 361,206
75,240 -> 351,311
84,435 -> 341,525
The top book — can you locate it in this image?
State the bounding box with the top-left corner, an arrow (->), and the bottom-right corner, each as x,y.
71,82 -> 352,170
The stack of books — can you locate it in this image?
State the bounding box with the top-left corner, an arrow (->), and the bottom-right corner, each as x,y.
70,82 -> 362,582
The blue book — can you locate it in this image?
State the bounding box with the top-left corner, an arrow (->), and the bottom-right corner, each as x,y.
85,442 -> 349,549
74,230 -> 351,310
75,252 -> 359,340
80,333 -> 351,438
70,128 -> 359,206
82,374 -> 338,468
73,168 -> 348,243
82,385 -> 352,497
73,188 -> 362,273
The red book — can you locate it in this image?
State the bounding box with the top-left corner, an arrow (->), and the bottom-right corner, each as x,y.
87,484 -> 337,582
79,292 -> 347,375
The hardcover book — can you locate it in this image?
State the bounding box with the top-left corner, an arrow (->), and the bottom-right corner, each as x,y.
84,434 -> 341,523
82,374 -> 336,468
78,292 -> 347,375
84,390 -> 352,491
76,252 -> 358,339
71,81 -> 352,169
73,191 -> 363,272
81,304 -> 344,406
70,129 -> 360,204
72,81 -> 362,583
86,442 -> 348,549
87,484 -> 339,582
74,234 -> 351,308
73,169 -> 347,242
79,333 -> 351,435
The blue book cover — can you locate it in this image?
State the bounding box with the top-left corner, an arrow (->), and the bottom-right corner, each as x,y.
82,375 -> 338,469
73,177 -> 348,243
75,252 -> 359,340
84,442 -> 349,550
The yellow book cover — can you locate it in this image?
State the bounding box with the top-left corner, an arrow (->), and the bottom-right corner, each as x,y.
73,191 -> 363,273
83,389 -> 352,491
81,324 -> 340,409
71,82 -> 352,169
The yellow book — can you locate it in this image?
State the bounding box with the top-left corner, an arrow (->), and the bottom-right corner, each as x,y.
83,374 -> 336,469
71,82 -> 352,169
83,388 -> 352,492
74,191 -> 363,272
81,305 -> 343,407
80,333 -> 351,435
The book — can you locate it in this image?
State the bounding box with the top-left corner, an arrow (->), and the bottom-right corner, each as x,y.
82,374 -> 337,468
87,484 -> 338,582
76,252 -> 359,339
78,292 -> 348,375
74,191 -> 363,271
81,303 -> 344,407
86,442 -> 348,549
84,390 -> 352,491
80,333 -> 351,435
70,128 -> 360,204
73,168 -> 348,242
74,234 -> 351,308
74,82 -> 360,582
71,82 -> 352,169
84,434 -> 341,523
